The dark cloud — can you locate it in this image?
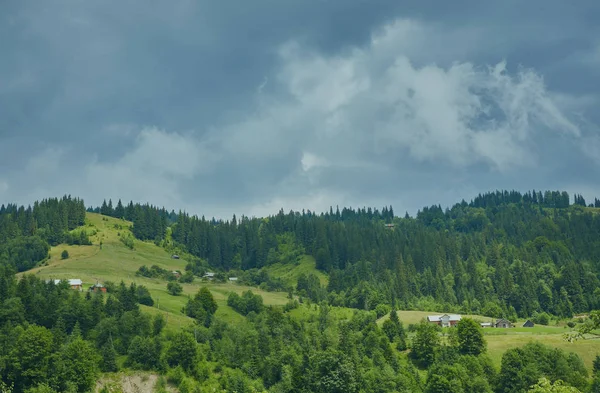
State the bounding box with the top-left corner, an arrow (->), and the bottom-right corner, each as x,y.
1,0 -> 599,217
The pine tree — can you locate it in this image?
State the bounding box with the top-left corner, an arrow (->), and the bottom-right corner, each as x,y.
114,199 -> 125,219
100,341 -> 119,372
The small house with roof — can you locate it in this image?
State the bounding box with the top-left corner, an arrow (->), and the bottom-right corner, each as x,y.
48,279 -> 83,291
204,272 -> 215,280
495,318 -> 513,328
89,282 -> 107,293
427,314 -> 461,327
523,320 -> 534,328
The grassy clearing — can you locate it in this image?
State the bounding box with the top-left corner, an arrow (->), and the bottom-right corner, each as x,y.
288,303 -> 356,322
264,255 -> 328,287
486,333 -> 600,371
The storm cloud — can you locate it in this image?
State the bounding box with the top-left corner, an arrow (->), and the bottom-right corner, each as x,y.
1,0 -> 599,217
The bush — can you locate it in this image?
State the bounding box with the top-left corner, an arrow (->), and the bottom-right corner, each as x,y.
532,312 -> 551,326
168,282 -> 183,296
375,304 -> 391,319
61,250 -> 69,260
136,285 -> 154,306
120,232 -> 135,250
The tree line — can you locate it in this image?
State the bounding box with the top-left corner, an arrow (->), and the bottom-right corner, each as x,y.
107,190 -> 600,320
0,196 -> 88,272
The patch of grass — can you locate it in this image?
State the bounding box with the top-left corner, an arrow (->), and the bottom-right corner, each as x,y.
264,255 -> 328,287
486,334 -> 600,371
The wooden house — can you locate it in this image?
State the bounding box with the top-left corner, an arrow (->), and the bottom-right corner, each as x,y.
89,282 -> 107,293
494,318 -> 513,328
427,314 -> 461,327
523,320 -> 534,327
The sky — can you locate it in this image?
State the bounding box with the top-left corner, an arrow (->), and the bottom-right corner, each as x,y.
1,0 -> 599,218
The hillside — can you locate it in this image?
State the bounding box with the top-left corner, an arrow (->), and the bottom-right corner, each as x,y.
4,191 -> 600,392
21,212 -> 600,371
24,213 -> 291,327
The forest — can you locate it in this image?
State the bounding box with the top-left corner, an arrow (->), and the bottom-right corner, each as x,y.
3,190 -> 600,391
90,190 -> 600,320
0,197 -> 88,272
2,265 -> 600,393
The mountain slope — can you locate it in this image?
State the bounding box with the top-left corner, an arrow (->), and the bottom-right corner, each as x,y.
24,212 -> 290,327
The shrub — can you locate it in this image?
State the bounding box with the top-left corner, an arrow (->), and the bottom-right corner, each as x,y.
61,250 -> 69,260
168,282 -> 183,296
532,312 -> 551,326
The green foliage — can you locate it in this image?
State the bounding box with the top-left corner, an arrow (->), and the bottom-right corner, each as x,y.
167,282 -> 183,296
532,312 -> 551,326
179,271 -> 194,283
100,342 -> 118,372
165,332 -> 198,372
410,322 -> 441,368
125,336 -> 162,370
119,232 -> 135,250
382,309 -> 407,350
61,250 -> 69,260
227,291 -> 264,316
457,318 -> 486,356
0,236 -> 49,272
153,314 -> 166,336
185,287 -> 218,326
497,342 -> 588,393
23,384 -> 56,393
527,378 -> 582,392
136,285 -> 154,306
53,336 -> 100,393
303,349 -> 359,393
296,273 -> 325,302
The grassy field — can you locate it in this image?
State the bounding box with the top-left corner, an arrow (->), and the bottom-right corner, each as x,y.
263,255 -> 328,287
486,331 -> 600,371
21,213 -> 290,327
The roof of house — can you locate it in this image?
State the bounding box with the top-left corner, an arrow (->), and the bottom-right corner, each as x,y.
495,318 -> 512,324
49,279 -> 82,286
204,272 -> 215,277
427,314 -> 461,322
480,322 -> 492,326
228,277 -> 238,281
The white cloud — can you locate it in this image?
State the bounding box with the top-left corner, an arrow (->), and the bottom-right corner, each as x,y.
0,180 -> 8,196
267,30 -> 583,171
84,127 -> 216,207
301,152 -> 328,171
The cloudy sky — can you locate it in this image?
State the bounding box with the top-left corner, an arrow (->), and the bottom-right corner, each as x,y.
1,0 -> 599,218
